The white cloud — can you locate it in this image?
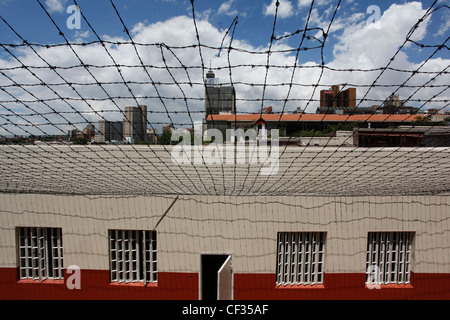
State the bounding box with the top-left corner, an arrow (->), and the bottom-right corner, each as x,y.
333,2 -> 431,66
45,0 -> 66,13
0,0 -> 13,6
218,0 -> 239,17
435,10 -> 450,37
325,1 -> 449,110
74,30 -> 90,43
264,0 -> 295,19
298,0 -> 332,7
0,3 -> 448,137
196,8 -> 214,21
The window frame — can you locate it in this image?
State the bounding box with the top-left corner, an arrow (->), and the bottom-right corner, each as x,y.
109,229 -> 157,286
276,231 -> 326,287
366,231 -> 414,287
16,227 -> 64,282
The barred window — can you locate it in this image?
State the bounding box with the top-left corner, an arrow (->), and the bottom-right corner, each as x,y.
366,232 -> 414,286
109,230 -> 157,285
276,232 -> 326,286
17,227 -> 64,281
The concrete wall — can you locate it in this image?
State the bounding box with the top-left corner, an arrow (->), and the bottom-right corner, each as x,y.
1,193 -> 449,275
299,131 -> 354,147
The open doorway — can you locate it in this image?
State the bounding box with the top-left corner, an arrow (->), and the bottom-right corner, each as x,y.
200,254 -> 233,300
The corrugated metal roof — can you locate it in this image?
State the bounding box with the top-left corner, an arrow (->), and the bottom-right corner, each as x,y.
0,145 -> 448,197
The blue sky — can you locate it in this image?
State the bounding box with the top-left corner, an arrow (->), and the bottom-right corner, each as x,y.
1,0 -> 447,60
0,0 -> 449,135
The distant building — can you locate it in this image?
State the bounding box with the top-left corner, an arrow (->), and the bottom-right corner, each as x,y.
204,69 -> 236,118
69,125 -> 95,142
147,128 -> 158,144
320,85 -> 357,109
97,121 -> 108,143
355,126 -> 450,147
292,107 -> 305,114
68,129 -> 79,142
379,94 -> 419,114
426,108 -> 449,115
263,107 -> 273,114
82,125 -> 96,141
123,105 -> 148,143
206,113 -> 420,137
110,122 -> 124,142
96,120 -> 124,143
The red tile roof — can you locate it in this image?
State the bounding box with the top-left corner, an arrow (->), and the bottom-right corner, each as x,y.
207,114 -> 420,123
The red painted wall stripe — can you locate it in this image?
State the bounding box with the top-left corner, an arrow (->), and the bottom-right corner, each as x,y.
0,269 -> 198,300
234,273 -> 450,300
1,269 -> 449,300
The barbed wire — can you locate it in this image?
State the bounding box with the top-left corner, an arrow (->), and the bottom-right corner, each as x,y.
0,1 -> 449,302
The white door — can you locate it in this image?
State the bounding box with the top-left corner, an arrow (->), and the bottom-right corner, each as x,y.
217,255 -> 233,300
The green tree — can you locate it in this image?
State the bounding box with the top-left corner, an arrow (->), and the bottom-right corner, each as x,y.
158,130 -> 173,145
73,137 -> 88,145
413,115 -> 433,126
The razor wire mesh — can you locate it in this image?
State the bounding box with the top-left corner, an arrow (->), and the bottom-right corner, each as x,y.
0,0 -> 449,197
0,1 -> 449,302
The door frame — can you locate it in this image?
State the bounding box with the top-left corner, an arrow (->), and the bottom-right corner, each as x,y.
199,252 -> 234,300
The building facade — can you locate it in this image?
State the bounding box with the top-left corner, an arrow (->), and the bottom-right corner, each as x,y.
379,94 -> 419,114
205,70 -> 236,118
206,113 -> 421,137
320,85 -> 357,109
123,105 -> 148,144
0,193 -> 449,300
97,120 -> 124,143
0,145 -> 449,300
355,127 -> 450,147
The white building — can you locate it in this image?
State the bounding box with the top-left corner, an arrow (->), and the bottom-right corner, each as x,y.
0,145 -> 449,300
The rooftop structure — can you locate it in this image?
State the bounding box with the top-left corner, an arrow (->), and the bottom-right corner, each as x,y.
206,113 -> 420,123
206,113 -> 422,136
1,145 -> 448,197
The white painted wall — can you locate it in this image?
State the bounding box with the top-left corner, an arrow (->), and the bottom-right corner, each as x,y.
1,194 -> 449,275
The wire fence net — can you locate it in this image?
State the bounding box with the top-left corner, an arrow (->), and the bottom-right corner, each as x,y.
0,0 -> 449,197
0,0 -> 449,301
